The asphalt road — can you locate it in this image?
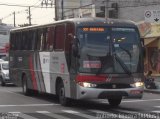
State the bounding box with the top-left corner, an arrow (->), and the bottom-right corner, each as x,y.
0,84 -> 160,119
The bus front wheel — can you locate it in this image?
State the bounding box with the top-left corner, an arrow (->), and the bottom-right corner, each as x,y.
108,98 -> 122,107
58,82 -> 70,106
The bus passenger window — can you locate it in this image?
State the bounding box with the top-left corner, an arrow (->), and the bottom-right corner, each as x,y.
47,27 -> 54,51
24,31 -> 29,50
10,33 -> 15,50
54,24 -> 65,50
31,30 -> 37,50
65,23 -> 75,52
21,32 -> 26,50
17,32 -> 22,50
39,28 -> 47,51
40,33 -> 44,51
37,29 -> 43,51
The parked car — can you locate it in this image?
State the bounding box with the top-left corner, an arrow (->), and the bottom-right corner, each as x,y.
0,61 -> 10,86
0,59 -> 4,62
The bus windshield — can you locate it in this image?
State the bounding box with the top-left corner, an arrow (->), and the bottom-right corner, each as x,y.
77,27 -> 142,74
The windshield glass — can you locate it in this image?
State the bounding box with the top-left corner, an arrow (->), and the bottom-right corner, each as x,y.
2,63 -> 9,70
77,27 -> 141,74
111,28 -> 140,73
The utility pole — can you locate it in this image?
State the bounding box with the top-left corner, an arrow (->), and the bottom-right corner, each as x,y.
13,12 -> 16,27
105,0 -> 109,18
54,0 -> 58,21
28,6 -> 31,25
61,0 -> 64,20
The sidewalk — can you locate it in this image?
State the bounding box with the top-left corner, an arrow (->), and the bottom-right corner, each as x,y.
144,76 -> 160,94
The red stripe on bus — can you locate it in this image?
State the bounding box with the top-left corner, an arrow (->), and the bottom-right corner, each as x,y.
29,56 -> 37,90
76,75 -> 106,82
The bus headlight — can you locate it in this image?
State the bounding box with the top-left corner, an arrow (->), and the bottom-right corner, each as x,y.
130,82 -> 144,88
78,82 -> 97,88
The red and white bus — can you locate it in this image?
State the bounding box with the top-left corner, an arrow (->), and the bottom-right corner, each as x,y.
9,18 -> 144,106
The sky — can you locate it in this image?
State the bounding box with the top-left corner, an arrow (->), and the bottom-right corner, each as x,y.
0,0 -> 55,26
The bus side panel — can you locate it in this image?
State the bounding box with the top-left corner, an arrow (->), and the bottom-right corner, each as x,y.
10,51 -> 44,92
50,51 -> 71,97
38,52 -> 51,93
28,52 -> 45,92
10,51 -> 22,86
10,51 -> 34,88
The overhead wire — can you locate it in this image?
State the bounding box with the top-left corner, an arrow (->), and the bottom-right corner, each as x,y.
1,1 -> 42,21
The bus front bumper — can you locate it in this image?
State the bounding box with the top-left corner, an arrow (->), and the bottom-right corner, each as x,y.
76,85 -> 144,99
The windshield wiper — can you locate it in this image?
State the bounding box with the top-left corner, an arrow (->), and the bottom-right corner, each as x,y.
114,53 -> 132,76
95,53 -> 132,76
118,45 -> 131,59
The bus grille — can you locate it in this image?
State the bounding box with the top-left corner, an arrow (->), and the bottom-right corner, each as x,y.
96,83 -> 132,89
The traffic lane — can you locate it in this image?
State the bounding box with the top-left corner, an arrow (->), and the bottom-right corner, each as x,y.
0,85 -> 160,113
0,85 -> 62,112
0,87 -> 59,105
72,92 -> 160,112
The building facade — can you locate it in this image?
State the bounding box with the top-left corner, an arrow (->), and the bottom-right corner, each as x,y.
0,20 -> 14,56
55,0 -> 160,21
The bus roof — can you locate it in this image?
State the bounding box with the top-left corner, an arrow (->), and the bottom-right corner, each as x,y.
10,17 -> 137,32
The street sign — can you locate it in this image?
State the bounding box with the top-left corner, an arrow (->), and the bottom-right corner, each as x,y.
144,10 -> 160,23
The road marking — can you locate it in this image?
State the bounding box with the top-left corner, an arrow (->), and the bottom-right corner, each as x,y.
152,111 -> 160,113
8,112 -> 38,119
36,111 -> 50,114
0,103 -> 59,107
153,106 -> 160,108
8,112 -> 21,114
62,110 -> 79,114
43,112 -> 71,119
62,110 -> 96,119
122,99 -> 160,103
9,113 -> 39,119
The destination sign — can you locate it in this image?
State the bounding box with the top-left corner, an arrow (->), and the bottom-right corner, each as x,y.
82,27 -> 105,32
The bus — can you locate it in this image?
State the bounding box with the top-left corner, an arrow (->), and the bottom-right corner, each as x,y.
9,18 -> 144,106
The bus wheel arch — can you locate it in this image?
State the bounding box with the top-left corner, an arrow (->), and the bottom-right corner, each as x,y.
56,77 -> 70,106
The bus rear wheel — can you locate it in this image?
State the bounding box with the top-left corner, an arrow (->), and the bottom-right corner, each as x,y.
22,75 -> 31,96
58,82 -> 70,106
108,98 -> 122,107
1,80 -> 5,86
0,77 -> 5,86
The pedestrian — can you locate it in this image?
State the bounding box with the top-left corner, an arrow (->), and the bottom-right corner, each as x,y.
145,70 -> 157,89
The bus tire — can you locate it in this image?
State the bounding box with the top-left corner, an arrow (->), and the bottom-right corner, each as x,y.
1,81 -> 5,86
22,75 -> 31,96
0,76 -> 5,86
108,98 -> 122,107
58,81 -> 70,106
